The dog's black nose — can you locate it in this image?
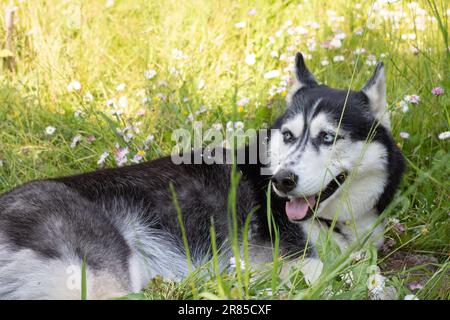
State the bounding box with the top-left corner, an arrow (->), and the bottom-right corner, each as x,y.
272,170 -> 298,194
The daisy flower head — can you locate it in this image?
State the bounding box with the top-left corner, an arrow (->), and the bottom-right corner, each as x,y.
399,132 -> 410,139
97,151 -> 109,167
404,294 -> 419,300
245,53 -> 256,66
438,131 -> 450,140
431,87 -> 444,96
67,80 -> 81,92
144,69 -> 157,80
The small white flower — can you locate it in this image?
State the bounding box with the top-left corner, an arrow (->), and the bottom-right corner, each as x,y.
354,48 -> 366,55
144,69 -> 157,79
245,53 -> 256,65
106,98 -> 116,107
404,94 -> 420,104
400,132 -> 410,139
330,38 -> 342,48
321,59 -> 330,66
70,134 -> 82,148
234,21 -> 246,29
143,134 -> 155,147
263,70 -> 280,79
97,152 -> 109,167
398,100 -> 409,113
367,273 -> 386,299
116,83 -> 126,91
310,21 -> 320,29
350,250 -> 366,261
248,8 -> 257,16
341,271 -> 354,285
67,80 -> 81,92
438,131 -> 450,140
226,121 -> 234,131
198,79 -> 205,90
234,121 -> 245,130
74,109 -> 84,118
229,256 -> 246,271
45,126 -> 56,135
237,97 -> 249,106
404,294 -> 419,300
83,92 -> 94,103
333,55 -> 345,62
172,48 -> 187,60
270,51 -> 278,58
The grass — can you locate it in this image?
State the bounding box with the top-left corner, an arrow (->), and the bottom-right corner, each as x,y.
0,0 -> 448,300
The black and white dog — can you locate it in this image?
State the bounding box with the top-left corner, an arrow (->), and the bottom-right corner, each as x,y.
0,53 -> 404,299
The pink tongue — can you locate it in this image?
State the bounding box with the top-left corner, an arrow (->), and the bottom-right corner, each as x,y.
285,196 -> 316,220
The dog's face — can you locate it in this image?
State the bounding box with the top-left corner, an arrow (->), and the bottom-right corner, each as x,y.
268,52 -> 401,223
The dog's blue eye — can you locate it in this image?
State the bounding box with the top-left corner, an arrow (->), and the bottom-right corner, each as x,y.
282,130 -> 294,143
321,132 -> 335,144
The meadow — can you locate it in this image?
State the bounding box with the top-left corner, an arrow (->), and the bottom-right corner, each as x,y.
0,0 -> 448,300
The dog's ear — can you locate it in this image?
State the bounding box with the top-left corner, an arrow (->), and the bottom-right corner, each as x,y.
286,52 -> 318,105
362,62 -> 390,129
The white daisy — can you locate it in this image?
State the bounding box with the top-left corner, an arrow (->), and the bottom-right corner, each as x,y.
67,80 -> 81,92
70,134 -> 82,148
97,152 -> 109,167
263,70 -> 280,79
399,132 -> 410,139
245,53 -> 256,65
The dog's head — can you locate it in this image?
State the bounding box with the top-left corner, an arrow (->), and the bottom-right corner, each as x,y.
268,52 -> 404,223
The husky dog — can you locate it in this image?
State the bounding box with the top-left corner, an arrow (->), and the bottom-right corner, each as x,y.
0,53 -> 404,299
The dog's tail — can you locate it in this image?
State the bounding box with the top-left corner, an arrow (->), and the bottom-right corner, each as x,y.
0,244 -> 128,300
